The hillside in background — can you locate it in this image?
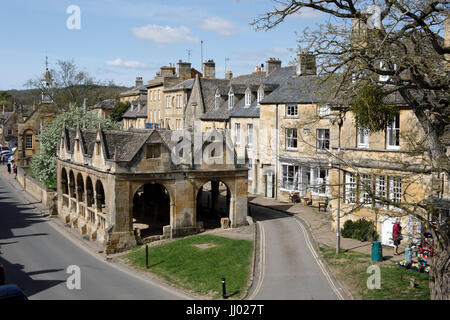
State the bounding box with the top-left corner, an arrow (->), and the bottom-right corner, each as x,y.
4,85 -> 130,110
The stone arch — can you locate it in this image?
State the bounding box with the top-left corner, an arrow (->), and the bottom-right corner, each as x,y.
86,176 -> 94,208
196,179 -> 232,229
131,182 -> 171,239
69,170 -> 76,199
76,172 -> 85,202
95,179 -> 106,212
61,167 -> 68,195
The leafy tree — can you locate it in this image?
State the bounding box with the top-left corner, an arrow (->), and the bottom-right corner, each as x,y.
24,59 -> 126,109
31,107 -> 121,189
110,99 -> 131,122
252,0 -> 449,299
0,91 -> 12,110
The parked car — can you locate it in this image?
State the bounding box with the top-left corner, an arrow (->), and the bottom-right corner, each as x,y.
0,264 -> 5,285
0,284 -> 28,300
0,146 -> 10,152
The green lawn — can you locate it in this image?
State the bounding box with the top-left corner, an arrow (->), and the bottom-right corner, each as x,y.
124,234 -> 254,299
319,245 -> 431,300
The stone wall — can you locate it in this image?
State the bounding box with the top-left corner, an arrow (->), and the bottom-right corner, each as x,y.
17,167 -> 57,213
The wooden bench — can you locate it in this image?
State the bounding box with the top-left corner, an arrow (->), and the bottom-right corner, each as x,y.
318,199 -> 329,212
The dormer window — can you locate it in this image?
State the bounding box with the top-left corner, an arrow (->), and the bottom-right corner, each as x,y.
245,90 -> 251,107
257,89 -> 264,105
228,88 -> 234,109
215,89 -> 221,109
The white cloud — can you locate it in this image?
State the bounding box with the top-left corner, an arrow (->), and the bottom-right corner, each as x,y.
199,17 -> 237,36
106,58 -> 149,69
131,24 -> 200,44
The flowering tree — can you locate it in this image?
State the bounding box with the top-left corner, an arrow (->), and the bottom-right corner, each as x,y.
31,107 -> 121,189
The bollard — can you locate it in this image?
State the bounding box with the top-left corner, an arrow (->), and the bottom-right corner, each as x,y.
221,277 -> 227,299
145,245 -> 149,269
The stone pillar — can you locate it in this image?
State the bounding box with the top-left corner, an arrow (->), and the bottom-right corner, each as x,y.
170,201 -> 176,238
229,197 -> 235,226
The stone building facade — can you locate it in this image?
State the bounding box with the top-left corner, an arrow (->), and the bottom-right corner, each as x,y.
56,126 -> 249,253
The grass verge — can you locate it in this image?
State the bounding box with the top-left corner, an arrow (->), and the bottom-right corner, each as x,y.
124,234 -> 254,299
319,245 -> 430,300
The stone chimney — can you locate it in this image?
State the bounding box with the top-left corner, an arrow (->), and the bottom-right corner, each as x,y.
225,71 -> 233,80
177,60 -> 192,80
202,60 -> 216,79
160,65 -> 176,77
135,77 -> 143,87
296,53 -> 317,76
266,58 -> 282,76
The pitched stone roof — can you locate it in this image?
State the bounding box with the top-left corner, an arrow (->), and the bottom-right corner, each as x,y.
164,79 -> 195,92
93,99 -> 115,110
119,85 -> 147,97
122,97 -> 148,119
64,128 -> 152,162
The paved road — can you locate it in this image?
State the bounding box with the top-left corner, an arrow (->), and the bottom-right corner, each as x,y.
0,174 -> 189,300
248,205 -> 346,300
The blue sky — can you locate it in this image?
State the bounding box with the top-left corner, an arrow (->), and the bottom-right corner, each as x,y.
0,0 -> 328,90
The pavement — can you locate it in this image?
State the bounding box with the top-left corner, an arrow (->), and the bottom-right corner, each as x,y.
0,164 -> 191,300
249,195 -> 403,262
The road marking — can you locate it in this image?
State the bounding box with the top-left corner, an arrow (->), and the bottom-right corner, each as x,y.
294,218 -> 345,300
247,221 -> 265,300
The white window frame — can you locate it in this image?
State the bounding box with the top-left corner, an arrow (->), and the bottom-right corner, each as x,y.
166,96 -> 170,109
389,176 -> 402,205
235,123 -> 241,146
345,172 -> 357,204
375,175 -> 386,208
257,89 -> 264,105
228,89 -> 234,109
317,105 -> 331,117
359,173 -> 372,206
357,127 -> 370,148
386,114 -> 400,150
286,128 -> 298,150
281,163 -> 300,191
310,167 -> 329,196
245,90 -> 251,107
286,104 -> 298,117
379,61 -> 389,82
247,123 -> 253,147
317,129 -> 330,151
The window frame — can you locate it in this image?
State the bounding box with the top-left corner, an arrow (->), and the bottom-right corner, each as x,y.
386,114 -> 400,150
286,104 -> 298,117
316,129 -> 330,151
285,128 -> 298,150
25,134 -> 33,149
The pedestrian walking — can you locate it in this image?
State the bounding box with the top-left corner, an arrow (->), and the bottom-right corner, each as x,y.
7,162 -> 11,174
13,162 -> 17,179
393,220 -> 402,255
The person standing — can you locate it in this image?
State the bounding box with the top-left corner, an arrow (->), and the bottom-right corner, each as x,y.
13,162 -> 17,179
393,220 -> 402,255
7,161 -> 11,174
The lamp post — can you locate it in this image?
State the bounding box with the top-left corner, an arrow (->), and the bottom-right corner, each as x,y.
336,115 -> 343,255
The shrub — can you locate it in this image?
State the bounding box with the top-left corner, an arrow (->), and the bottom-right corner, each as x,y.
341,218 -> 379,242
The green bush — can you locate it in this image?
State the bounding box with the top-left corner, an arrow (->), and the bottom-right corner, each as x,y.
341,219 -> 379,242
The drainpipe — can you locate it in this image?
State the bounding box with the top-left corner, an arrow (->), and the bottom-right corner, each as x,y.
275,104 -> 279,200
